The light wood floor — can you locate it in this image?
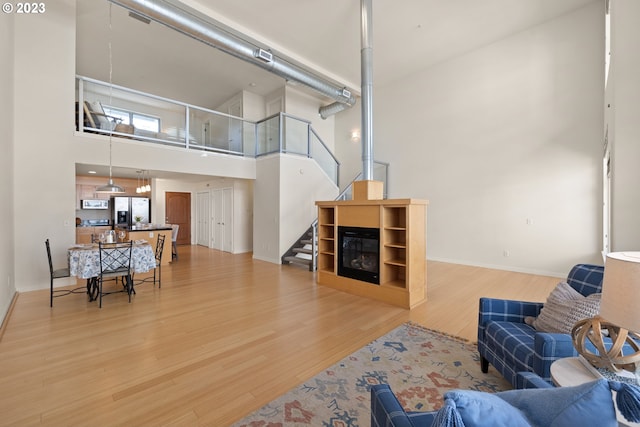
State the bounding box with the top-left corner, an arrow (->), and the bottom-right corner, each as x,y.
0,246 -> 559,426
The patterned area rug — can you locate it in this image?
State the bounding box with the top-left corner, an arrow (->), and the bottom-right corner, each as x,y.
232,322 -> 510,427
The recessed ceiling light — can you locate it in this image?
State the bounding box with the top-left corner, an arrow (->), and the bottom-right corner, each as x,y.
88,170 -> 97,174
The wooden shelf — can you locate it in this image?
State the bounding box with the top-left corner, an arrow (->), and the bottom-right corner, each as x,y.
317,207 -> 336,273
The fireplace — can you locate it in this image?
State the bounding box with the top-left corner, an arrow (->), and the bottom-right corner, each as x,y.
337,226 -> 380,285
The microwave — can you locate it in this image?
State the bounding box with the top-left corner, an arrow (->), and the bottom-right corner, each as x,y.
81,199 -> 109,210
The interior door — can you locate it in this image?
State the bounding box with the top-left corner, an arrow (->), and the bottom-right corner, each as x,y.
212,188 -> 233,252
165,192 -> 191,245
196,191 -> 210,247
212,189 -> 223,251
222,188 -> 233,252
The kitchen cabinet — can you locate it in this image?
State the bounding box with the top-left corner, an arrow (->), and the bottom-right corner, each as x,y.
75,184 -> 111,209
76,176 -> 142,209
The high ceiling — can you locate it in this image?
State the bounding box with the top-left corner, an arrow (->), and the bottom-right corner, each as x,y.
77,0 -> 598,109
75,0 -> 598,181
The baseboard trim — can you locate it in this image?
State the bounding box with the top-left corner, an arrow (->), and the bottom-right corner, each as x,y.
427,257 -> 565,278
0,291 -> 19,342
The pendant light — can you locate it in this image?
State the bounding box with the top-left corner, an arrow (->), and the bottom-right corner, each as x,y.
144,170 -> 151,192
96,3 -> 124,194
136,170 -> 142,193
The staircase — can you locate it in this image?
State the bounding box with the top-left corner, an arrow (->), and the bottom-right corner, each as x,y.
281,225 -> 317,271
281,163 -> 389,272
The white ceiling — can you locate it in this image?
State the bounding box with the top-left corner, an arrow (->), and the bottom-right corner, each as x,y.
75,0 -> 598,180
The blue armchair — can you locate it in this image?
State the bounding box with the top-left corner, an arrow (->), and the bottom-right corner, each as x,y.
477,263 -> 604,388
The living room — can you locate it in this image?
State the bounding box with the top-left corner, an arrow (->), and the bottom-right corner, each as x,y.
1,0 -> 640,424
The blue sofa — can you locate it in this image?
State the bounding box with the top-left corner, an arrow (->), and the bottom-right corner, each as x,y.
477,263 -> 604,388
371,373 -> 549,427
371,376 -> 640,427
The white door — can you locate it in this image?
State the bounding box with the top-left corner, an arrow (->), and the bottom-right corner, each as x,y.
222,188 -> 233,252
212,188 -> 233,252
196,191 -> 210,247
212,189 -> 223,250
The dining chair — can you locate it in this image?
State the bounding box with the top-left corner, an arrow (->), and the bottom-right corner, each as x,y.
171,224 -> 179,260
98,241 -> 133,308
45,238 -> 72,307
153,234 -> 165,287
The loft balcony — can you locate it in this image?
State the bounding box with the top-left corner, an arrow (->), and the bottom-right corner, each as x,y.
76,75 -> 340,185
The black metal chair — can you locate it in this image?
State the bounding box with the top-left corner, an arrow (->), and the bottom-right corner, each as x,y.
45,238 -> 75,307
98,241 -> 133,308
153,234 -> 165,287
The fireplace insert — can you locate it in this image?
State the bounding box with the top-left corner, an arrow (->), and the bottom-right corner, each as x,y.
337,226 -> 380,285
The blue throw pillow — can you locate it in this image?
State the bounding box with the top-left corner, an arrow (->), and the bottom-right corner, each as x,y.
433,379 -> 617,427
496,379 -> 617,427
437,390 -> 530,427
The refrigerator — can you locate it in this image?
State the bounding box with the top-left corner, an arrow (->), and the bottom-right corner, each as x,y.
112,197 -> 151,227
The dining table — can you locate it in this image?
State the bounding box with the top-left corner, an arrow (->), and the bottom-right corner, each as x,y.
68,241 -> 157,301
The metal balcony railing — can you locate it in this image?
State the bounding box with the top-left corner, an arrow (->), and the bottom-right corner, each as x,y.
76,75 -> 340,185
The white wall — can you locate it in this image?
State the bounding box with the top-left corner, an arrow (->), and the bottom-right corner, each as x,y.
335,100 -> 364,191
285,86 -> 336,152
279,155 -> 338,254
337,3 -> 605,277
253,155 -> 281,263
253,154 -> 338,264
192,178 -> 254,253
0,11 -> 16,320
608,0 -> 640,251
232,179 -> 254,253
13,0 -> 78,293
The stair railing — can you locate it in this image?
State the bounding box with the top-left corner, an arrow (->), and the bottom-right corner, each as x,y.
304,162 -> 389,271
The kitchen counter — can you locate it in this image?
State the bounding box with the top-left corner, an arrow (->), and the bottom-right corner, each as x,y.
117,226 -> 173,265
115,224 -> 172,232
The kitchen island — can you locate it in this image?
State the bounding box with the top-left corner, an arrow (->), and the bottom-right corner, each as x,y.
115,224 -> 173,265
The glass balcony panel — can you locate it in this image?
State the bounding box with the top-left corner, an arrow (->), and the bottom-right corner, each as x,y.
255,115 -> 280,156
282,115 -> 309,155
243,121 -> 256,157
189,108 -> 244,155
310,130 -> 338,184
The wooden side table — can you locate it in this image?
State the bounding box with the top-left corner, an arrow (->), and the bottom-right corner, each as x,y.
550,357 -> 640,427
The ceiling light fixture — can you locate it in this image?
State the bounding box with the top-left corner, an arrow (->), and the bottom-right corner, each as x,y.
136,170 -> 143,193
96,4 -> 125,194
136,170 -> 151,193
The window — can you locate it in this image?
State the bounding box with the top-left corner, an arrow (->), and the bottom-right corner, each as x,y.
103,106 -> 160,132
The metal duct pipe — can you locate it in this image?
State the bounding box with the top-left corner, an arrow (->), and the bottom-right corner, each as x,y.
360,0 -> 374,181
319,97 -> 352,119
108,0 -> 355,116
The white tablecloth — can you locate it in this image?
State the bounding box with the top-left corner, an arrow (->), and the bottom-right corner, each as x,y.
68,243 -> 156,279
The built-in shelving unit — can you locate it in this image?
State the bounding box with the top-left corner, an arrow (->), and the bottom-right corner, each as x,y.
316,191 -> 427,309
382,206 -> 407,288
318,207 -> 336,273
